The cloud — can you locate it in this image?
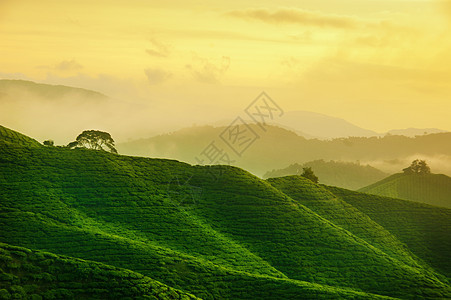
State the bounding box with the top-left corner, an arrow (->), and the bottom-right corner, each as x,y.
55,59 -> 83,71
37,59 -> 83,72
226,8 -> 359,29
145,38 -> 170,58
144,68 -> 172,85
186,56 -> 230,84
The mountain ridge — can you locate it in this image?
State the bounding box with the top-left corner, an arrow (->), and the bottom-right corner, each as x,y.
118,124 -> 451,176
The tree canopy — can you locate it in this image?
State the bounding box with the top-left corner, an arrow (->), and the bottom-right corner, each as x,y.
43,140 -> 54,147
68,130 -> 117,153
403,159 -> 430,174
301,167 -> 319,183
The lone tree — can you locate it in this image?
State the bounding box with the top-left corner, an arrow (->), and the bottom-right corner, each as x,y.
43,140 -> 54,147
67,130 -> 117,154
403,159 -> 430,174
301,167 -> 319,183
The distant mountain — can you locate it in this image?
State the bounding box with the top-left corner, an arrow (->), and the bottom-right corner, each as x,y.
275,110 -> 378,139
118,125 -> 451,176
1,125 -> 451,298
359,173 -> 451,208
386,128 -> 448,137
0,79 -> 108,102
201,112 -> 448,140
264,160 -> 388,190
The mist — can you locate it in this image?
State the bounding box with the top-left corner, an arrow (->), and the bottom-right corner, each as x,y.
362,155 -> 451,177
0,79 -> 242,145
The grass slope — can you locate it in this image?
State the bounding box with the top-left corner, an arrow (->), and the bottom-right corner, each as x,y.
0,242 -> 198,299
0,125 -> 41,148
326,186 -> 451,279
266,176 -> 430,270
263,160 -> 388,190
359,173 -> 451,208
1,128 -> 450,299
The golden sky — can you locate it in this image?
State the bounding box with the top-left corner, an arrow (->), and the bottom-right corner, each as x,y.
1,0 -> 451,133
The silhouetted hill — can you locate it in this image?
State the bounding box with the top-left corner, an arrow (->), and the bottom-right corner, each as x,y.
264,160 -> 388,190
0,79 -> 108,102
359,173 -> 451,208
1,126 -> 450,299
275,110 -> 378,139
118,125 -> 451,176
387,128 -> 448,137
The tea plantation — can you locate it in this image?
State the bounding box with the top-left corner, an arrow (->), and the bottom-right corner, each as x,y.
359,173 -> 451,208
326,186 -> 451,279
0,125 -> 450,299
0,242 -> 198,299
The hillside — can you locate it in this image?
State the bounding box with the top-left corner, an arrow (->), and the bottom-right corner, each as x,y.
359,173 -> 451,208
119,126 -> 451,177
266,176 -> 431,270
1,126 -> 450,299
0,242 -> 198,299
264,160 -> 388,190
0,125 -> 42,148
325,186 -> 451,278
0,79 -> 108,102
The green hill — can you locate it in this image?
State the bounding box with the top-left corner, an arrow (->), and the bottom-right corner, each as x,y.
266,176 -> 431,270
1,127 -> 450,299
325,186 -> 451,278
264,160 -> 388,190
0,242 -> 198,299
359,173 -> 451,208
0,125 -> 42,148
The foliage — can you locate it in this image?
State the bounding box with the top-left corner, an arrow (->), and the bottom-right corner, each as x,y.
301,167 -> 318,183
67,141 -> 79,149
403,159 -> 431,174
71,130 -> 117,153
43,140 -> 54,147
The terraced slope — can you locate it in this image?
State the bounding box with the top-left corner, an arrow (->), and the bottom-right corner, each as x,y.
326,186 -> 451,279
0,125 -> 41,148
359,173 -> 451,208
266,176 -> 429,270
0,142 -> 398,299
0,242 -> 198,299
1,127 -> 450,299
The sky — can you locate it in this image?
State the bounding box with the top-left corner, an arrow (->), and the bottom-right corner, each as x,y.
1,0 -> 451,140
